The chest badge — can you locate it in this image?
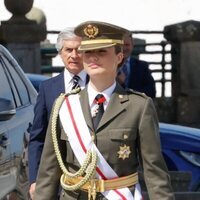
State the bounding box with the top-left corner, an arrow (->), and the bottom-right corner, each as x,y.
117,144 -> 131,160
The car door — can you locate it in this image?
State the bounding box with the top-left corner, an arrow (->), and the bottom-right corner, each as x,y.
0,46 -> 37,199
0,56 -> 18,197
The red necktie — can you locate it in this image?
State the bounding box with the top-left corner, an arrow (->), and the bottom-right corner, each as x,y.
92,94 -> 106,130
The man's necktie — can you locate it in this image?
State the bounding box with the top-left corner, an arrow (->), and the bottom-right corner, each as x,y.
72,75 -> 80,90
92,94 -> 106,131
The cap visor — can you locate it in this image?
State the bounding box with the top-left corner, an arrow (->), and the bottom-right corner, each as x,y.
78,43 -> 116,51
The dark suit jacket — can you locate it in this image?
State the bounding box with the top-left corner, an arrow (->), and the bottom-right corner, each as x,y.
34,84 -> 174,200
28,72 -> 65,184
127,57 -> 156,98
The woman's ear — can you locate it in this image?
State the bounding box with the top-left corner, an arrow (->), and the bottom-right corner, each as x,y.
117,52 -> 124,65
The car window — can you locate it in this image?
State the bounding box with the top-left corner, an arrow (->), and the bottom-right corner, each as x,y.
0,58 -> 15,104
0,54 -> 30,107
7,64 -> 30,106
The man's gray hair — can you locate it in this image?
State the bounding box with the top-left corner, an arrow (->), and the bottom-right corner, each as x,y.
55,27 -> 79,52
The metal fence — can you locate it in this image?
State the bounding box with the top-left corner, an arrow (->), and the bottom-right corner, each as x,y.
131,31 -> 172,98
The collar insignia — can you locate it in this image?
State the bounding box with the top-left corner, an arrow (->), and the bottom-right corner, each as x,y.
117,144 -> 131,160
84,24 -> 99,39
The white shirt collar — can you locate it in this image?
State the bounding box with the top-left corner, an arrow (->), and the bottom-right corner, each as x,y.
64,68 -> 87,92
88,81 -> 116,108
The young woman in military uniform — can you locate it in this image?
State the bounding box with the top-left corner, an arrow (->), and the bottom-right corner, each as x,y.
33,21 -> 175,200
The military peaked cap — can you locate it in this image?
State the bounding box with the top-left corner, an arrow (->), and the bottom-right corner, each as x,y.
74,21 -> 127,51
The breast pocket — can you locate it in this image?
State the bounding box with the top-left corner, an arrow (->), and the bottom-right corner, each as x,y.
108,128 -> 137,164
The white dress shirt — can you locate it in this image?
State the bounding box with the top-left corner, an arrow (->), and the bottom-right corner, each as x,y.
64,68 -> 87,92
87,81 -> 116,117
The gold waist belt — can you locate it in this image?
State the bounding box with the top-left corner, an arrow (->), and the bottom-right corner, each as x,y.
62,172 -> 138,193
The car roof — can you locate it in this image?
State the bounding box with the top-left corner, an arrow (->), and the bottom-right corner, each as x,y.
159,122 -> 200,139
159,123 -> 200,152
26,73 -> 50,81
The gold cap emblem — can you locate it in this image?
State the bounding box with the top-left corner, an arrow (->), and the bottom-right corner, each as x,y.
117,144 -> 131,160
84,24 -> 99,39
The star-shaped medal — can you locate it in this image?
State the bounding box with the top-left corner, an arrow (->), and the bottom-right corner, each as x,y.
117,144 -> 131,160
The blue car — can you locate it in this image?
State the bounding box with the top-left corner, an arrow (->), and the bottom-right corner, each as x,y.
26,73 -> 50,92
160,123 -> 200,191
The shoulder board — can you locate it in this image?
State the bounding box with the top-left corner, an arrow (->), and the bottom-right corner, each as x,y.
126,88 -> 148,98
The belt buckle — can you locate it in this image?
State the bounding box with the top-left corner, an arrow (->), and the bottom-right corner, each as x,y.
97,179 -> 105,193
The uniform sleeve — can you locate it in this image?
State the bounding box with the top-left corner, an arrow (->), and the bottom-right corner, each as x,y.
28,83 -> 48,184
34,112 -> 64,199
138,98 -> 175,200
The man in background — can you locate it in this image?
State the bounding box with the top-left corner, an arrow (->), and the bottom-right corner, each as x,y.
117,31 -> 156,98
28,28 -> 87,199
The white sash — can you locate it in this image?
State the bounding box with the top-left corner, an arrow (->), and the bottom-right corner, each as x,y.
59,94 -> 142,200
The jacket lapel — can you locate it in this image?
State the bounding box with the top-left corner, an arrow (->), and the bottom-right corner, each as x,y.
47,72 -> 65,114
98,83 -> 129,131
53,72 -> 65,96
79,88 -> 94,131
79,84 -> 129,132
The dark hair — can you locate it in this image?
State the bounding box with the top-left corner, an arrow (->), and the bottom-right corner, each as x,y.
114,44 -> 123,54
125,31 -> 134,45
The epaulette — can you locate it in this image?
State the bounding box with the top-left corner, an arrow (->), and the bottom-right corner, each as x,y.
126,88 -> 148,98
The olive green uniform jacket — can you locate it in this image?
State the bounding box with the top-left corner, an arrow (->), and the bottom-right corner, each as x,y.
34,83 -> 175,200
